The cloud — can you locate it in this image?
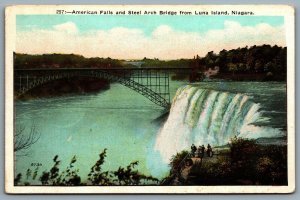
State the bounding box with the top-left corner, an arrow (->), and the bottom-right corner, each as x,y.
53,22 -> 78,34
16,20 -> 285,59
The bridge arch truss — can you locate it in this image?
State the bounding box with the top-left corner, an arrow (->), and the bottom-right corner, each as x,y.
14,68 -> 175,108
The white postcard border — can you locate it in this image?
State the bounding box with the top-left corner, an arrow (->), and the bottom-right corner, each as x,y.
5,5 -> 295,194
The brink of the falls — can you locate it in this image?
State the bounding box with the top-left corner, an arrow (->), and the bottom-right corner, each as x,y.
155,85 -> 284,163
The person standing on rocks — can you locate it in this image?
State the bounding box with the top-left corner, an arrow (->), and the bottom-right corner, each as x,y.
207,144 -> 213,157
201,145 -> 205,159
191,144 -> 197,157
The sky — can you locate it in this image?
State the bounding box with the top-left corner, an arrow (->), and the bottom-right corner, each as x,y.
16,15 -> 286,59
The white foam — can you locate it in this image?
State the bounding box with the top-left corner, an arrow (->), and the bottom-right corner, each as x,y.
154,86 -> 284,163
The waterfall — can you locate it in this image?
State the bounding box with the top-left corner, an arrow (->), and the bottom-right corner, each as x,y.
155,85 -> 284,163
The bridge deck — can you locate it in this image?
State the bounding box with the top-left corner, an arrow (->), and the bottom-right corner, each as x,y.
15,67 -> 192,72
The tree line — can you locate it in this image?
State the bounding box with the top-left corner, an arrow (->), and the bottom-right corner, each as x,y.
136,45 -> 287,75
14,53 -> 123,69
198,44 -> 287,75
14,44 -> 287,80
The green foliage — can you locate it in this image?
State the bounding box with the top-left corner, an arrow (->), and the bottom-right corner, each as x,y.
230,136 -> 259,162
32,167 -> 39,180
14,53 -> 123,69
26,168 -> 32,180
38,155 -> 81,186
57,155 -> 81,186
87,148 -> 112,185
199,45 -> 287,80
257,145 -> 287,184
39,171 -> 50,185
113,161 -> 159,185
169,150 -> 189,173
167,137 -> 287,185
14,173 -> 22,185
141,59 -> 191,68
228,137 -> 260,183
188,156 -> 233,185
15,148 -> 158,186
256,157 -> 274,174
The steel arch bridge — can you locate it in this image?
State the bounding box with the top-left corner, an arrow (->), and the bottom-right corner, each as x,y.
14,68 -> 192,108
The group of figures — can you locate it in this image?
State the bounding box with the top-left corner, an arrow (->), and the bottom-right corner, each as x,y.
191,144 -> 213,158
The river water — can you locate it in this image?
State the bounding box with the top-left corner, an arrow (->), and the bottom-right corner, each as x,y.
15,81 -> 286,183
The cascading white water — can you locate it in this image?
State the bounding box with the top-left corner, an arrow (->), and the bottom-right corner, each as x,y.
155,85 -> 284,163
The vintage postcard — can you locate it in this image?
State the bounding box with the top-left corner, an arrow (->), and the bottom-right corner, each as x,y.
5,5 -> 295,193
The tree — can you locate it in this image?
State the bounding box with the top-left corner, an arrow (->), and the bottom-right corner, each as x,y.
254,60 -> 263,73
228,63 -> 238,76
39,155 -> 81,186
15,148 -> 159,186
87,148 -> 112,185
14,124 -> 41,156
264,62 -> 273,72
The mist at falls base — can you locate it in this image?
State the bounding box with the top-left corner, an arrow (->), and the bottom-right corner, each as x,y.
155,85 -> 285,163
